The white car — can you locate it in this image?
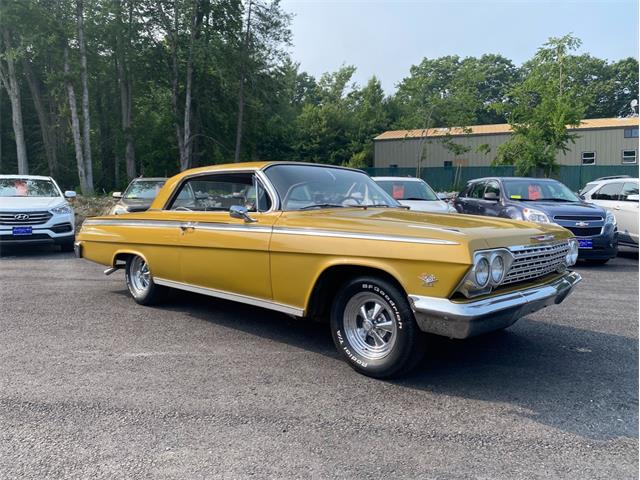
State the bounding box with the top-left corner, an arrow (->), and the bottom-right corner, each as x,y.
0,175 -> 76,251
581,177 -> 639,247
372,176 -> 457,213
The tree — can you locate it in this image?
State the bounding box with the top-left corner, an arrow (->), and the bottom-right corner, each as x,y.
0,5 -> 29,174
493,34 -> 586,176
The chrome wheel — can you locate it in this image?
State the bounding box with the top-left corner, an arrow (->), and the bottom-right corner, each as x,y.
129,256 -> 151,296
343,292 -> 397,360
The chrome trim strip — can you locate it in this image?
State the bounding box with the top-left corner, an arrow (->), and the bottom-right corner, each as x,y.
82,218 -> 459,244
83,218 -> 272,233
154,277 -> 304,316
273,227 -> 459,245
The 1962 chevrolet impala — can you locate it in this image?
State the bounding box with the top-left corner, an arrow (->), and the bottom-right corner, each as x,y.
75,162 -> 581,378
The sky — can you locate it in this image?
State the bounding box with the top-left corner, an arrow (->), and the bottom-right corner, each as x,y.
280,0 -> 640,93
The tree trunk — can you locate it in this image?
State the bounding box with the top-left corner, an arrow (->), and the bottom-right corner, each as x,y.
64,45 -> 89,194
23,58 -> 58,177
115,0 -> 136,179
234,0 -> 252,163
169,0 -> 186,170
0,30 -> 28,174
77,0 -> 94,194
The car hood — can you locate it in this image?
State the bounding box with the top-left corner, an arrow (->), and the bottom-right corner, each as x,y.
276,207 -> 572,250
399,199 -> 452,213
512,200 -> 606,217
120,198 -> 154,212
0,196 -> 65,211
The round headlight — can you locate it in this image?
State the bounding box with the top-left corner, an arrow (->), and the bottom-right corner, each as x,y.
490,255 -> 505,284
475,257 -> 490,287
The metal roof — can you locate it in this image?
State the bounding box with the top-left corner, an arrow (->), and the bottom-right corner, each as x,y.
374,117 -> 640,141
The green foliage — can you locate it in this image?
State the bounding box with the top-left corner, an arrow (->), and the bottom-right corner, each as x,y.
493,34 -> 587,176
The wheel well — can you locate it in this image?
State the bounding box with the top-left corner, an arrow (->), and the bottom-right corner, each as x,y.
113,252 -> 134,267
306,265 -> 406,322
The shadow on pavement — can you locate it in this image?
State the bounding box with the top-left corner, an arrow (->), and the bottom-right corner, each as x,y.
147,287 -> 638,443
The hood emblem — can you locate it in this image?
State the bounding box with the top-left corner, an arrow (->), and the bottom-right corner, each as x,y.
419,273 -> 438,287
14,214 -> 30,221
530,234 -> 554,242
575,221 -> 589,227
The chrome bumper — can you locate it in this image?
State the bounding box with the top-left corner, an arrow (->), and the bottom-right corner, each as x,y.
74,241 -> 83,258
408,271 -> 582,339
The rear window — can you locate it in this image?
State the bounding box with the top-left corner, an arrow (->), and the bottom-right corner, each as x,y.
375,180 -> 438,201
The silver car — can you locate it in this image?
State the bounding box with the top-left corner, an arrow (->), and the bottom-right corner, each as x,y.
372,176 -> 456,213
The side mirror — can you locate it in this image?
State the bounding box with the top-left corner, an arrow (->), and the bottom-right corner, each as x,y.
483,191 -> 499,201
229,205 -> 257,223
64,190 -> 77,199
627,194 -> 639,202
112,191 -> 122,199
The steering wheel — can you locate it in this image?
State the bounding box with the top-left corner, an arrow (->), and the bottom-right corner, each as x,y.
338,194 -> 363,206
173,206 -> 193,212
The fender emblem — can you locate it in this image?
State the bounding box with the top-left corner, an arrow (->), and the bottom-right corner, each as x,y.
419,273 -> 438,287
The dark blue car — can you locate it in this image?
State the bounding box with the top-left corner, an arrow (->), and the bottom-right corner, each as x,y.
453,177 -> 618,263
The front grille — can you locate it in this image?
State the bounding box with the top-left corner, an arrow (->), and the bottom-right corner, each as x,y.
503,242 -> 569,286
0,211 -> 52,225
553,215 -> 603,221
565,226 -> 602,237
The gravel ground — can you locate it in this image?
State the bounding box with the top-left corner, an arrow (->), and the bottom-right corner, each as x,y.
0,246 -> 637,479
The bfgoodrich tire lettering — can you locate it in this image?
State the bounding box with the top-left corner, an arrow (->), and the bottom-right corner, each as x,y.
330,276 -> 426,378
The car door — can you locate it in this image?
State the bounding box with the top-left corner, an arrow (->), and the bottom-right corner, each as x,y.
615,181 -> 639,244
164,171 -> 278,301
590,182 -> 623,215
479,180 -> 502,217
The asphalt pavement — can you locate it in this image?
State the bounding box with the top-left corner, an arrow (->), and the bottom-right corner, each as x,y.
0,245 -> 637,479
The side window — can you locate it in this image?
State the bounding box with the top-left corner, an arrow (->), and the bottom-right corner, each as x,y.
484,181 -> 500,198
167,173 -> 270,212
592,182 -> 623,201
468,182 -> 486,199
459,184 -> 472,198
581,152 -> 596,165
621,182 -> 639,201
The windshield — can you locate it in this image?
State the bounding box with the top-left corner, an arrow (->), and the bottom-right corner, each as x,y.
123,180 -> 166,199
375,179 -> 439,201
503,179 -> 580,202
264,164 -> 400,211
0,178 -> 60,197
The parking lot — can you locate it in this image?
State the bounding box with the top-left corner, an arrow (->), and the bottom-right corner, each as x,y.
0,247 -> 637,479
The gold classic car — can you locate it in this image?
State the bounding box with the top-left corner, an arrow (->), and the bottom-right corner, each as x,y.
75,162 -> 581,378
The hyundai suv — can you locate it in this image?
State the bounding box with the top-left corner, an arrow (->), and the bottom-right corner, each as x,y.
0,175 -> 76,251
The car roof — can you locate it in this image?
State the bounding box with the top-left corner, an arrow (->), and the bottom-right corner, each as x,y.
467,177 -> 562,183
0,174 -> 53,181
371,176 -> 424,182
130,177 -> 168,182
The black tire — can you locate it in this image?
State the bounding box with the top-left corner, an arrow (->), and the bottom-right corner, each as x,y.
330,276 -> 426,378
125,255 -> 166,305
60,239 -> 75,252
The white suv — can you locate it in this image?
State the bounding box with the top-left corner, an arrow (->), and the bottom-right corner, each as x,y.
581,176 -> 639,248
0,175 -> 76,251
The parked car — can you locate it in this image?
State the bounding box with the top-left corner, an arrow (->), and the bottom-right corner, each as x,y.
76,162 -> 581,378
579,175 -> 633,197
453,177 -> 617,263
111,177 -> 167,214
581,177 -> 638,248
0,175 -> 76,251
372,176 -> 457,213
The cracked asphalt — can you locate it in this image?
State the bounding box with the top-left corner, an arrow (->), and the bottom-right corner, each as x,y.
0,245 -> 637,479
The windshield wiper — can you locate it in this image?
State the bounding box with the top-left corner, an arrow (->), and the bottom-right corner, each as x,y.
298,203 -> 345,210
401,197 -> 430,201
543,198 -> 575,202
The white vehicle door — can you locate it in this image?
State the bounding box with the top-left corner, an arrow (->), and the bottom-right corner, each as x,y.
615,182 -> 639,244
590,182 -> 623,214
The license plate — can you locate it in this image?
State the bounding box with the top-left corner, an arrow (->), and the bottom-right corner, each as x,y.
12,226 -> 32,236
578,238 -> 593,249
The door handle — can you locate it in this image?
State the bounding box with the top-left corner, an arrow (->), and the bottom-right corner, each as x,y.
180,222 -> 196,234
